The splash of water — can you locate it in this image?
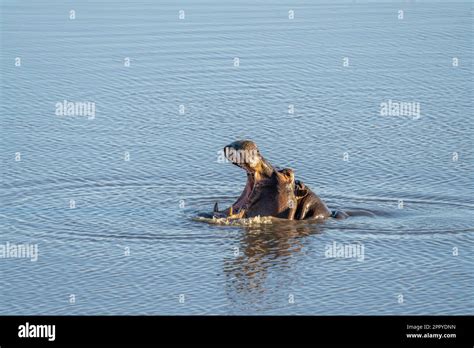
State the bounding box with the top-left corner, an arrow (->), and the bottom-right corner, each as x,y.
194,215 -> 273,226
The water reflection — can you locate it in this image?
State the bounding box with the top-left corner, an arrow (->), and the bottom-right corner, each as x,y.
224,221 -> 322,297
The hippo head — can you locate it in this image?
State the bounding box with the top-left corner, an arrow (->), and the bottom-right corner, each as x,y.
219,140 -> 298,219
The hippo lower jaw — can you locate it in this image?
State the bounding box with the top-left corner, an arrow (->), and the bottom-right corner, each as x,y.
213,172 -> 254,219
232,173 -> 254,210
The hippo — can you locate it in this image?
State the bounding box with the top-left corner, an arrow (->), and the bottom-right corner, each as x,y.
212,140 -> 347,220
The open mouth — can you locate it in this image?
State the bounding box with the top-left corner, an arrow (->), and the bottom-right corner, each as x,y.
223,144 -> 260,214
222,140 -> 273,217
231,172 -> 256,213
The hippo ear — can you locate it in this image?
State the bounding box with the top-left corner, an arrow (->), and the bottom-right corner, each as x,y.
278,168 -> 295,183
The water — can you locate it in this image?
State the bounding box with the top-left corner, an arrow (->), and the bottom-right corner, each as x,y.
0,0 -> 472,315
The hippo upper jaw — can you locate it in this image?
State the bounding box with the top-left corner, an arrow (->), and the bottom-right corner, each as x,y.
223,142 -> 273,177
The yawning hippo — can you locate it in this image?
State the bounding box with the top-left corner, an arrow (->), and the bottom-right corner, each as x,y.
213,140 -> 347,220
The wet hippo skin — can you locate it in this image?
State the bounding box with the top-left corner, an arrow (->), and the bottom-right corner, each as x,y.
213,140 -> 347,220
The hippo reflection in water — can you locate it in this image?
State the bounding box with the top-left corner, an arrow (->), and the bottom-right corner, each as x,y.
211,140 -> 347,221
